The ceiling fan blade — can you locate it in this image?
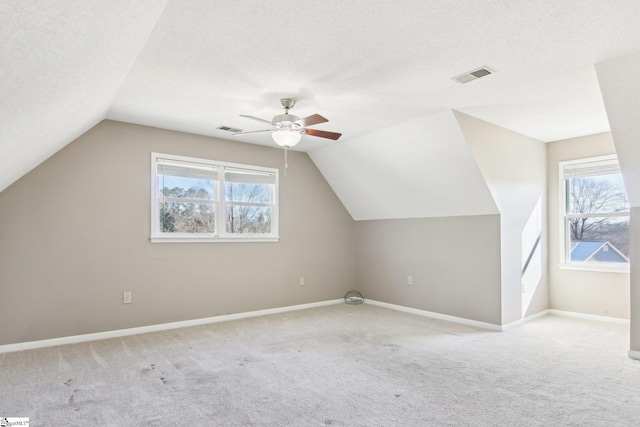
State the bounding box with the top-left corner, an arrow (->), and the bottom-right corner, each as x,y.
294,114 -> 328,127
240,114 -> 273,125
303,128 -> 342,140
232,129 -> 272,136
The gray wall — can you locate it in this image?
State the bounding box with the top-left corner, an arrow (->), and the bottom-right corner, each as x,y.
355,215 -> 502,325
352,112 -> 548,328
0,120 -> 357,345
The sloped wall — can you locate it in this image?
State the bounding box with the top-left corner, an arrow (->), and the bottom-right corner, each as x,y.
316,109 -> 503,326
309,110 -> 498,220
0,0 -> 170,193
596,51 -> 640,355
596,52 -> 640,208
0,120 -> 356,345
456,112 -> 548,324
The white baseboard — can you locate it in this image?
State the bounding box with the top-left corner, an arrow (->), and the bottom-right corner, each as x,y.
501,309 -> 551,331
548,309 -> 630,325
365,300 -> 503,332
0,299 -> 344,354
2,298 -> 634,356
364,302 -> 632,331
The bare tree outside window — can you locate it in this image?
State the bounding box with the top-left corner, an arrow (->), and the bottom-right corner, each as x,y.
564,159 -> 630,264
226,182 -> 272,234
160,186 -> 215,234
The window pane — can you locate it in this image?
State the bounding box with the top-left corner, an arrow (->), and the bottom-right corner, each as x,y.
158,164 -> 216,201
159,201 -> 215,233
562,157 -> 630,267
225,182 -> 271,203
225,168 -> 275,185
152,153 -> 278,241
569,216 -> 629,263
226,205 -> 271,234
568,174 -> 628,215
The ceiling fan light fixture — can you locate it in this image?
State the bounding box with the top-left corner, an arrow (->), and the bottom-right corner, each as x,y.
272,130 -> 302,147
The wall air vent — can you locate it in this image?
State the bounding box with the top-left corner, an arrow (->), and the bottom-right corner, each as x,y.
451,66 -> 496,84
217,125 -> 243,133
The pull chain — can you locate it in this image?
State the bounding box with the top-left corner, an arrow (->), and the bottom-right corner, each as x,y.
283,147 -> 288,176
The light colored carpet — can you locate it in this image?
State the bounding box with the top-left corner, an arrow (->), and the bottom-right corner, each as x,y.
1,303 -> 639,426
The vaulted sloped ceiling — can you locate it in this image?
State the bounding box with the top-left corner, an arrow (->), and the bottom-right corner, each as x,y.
310,110 -> 498,220
3,1 -> 640,219
596,51 -> 640,207
0,1 -> 170,192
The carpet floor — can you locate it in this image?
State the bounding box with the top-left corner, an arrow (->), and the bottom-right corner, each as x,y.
1,303 -> 639,426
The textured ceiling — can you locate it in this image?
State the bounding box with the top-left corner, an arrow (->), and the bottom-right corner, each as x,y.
0,0 -> 170,192
107,0 -> 640,148
310,111 -> 499,220
3,1 -> 640,218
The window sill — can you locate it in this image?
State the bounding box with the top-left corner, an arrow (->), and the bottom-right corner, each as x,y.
150,236 -> 280,243
558,263 -> 629,274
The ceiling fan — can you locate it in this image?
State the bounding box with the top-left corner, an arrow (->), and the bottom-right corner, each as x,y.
234,98 -> 342,148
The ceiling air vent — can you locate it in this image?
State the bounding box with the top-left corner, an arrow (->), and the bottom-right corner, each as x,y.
217,125 -> 243,133
451,66 -> 496,84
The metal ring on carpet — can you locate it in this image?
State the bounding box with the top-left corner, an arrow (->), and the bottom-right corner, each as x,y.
344,290 -> 364,304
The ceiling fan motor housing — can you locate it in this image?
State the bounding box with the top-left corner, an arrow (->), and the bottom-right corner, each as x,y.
272,113 -> 301,128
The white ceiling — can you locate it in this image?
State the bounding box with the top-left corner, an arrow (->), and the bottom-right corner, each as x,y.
3,1 -> 640,218
311,111 -> 499,220
0,0 -> 169,193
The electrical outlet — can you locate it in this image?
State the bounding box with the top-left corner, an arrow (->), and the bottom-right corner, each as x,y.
407,276 -> 413,286
123,291 -> 132,304
299,277 -> 305,287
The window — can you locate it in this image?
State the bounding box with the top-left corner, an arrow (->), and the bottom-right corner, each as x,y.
559,155 -> 629,270
151,153 -> 278,242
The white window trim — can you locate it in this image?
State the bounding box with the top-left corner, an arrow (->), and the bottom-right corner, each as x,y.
151,152 -> 279,243
558,263 -> 629,274
558,154 -> 629,273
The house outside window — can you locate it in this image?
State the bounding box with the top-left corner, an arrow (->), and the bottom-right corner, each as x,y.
151,153 -> 278,242
559,155 -> 629,271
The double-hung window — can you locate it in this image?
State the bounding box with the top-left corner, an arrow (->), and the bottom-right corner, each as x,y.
151,153 -> 278,242
559,155 -> 629,270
